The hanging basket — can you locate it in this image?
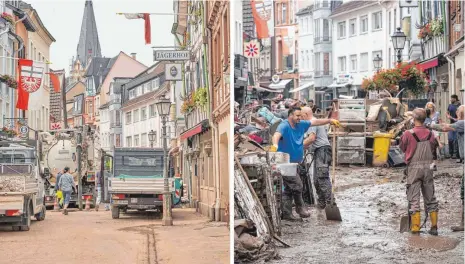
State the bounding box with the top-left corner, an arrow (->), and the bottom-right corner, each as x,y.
0,75 -> 17,89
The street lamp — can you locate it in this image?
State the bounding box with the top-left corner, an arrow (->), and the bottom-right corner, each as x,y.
391,27 -> 407,64
156,95 -> 173,226
373,54 -> 383,72
148,130 -> 156,148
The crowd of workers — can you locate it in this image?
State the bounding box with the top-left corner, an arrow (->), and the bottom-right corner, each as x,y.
235,93 -> 464,235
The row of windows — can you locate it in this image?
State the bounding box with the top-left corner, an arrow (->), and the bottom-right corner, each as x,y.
124,104 -> 157,124
128,79 -> 161,100
125,132 -> 154,147
337,51 -> 382,73
337,12 -> 382,39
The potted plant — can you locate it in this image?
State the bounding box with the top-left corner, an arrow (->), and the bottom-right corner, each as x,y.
418,23 -> 432,40
181,92 -> 195,114
0,75 -> 17,89
430,18 -> 444,36
193,87 -> 208,109
361,62 -> 428,96
1,12 -> 14,25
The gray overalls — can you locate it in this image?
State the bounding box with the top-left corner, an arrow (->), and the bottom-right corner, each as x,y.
406,129 -> 439,214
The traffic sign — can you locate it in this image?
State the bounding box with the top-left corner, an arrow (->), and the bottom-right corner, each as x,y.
19,126 -> 28,134
154,50 -> 189,61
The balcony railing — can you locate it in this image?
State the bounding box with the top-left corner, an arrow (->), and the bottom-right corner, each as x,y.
314,36 -> 332,44
186,106 -> 208,129
423,35 -> 446,60
314,70 -> 332,77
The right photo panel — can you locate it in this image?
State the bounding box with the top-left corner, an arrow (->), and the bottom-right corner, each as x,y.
233,0 -> 465,263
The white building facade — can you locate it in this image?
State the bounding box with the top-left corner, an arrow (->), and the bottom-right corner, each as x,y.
121,63 -> 169,149
330,1 -> 387,98
296,5 -> 314,101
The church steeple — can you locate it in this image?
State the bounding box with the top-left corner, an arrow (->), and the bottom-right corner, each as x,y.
76,0 -> 102,68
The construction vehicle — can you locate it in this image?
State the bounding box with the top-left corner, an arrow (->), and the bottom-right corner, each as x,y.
0,139 -> 47,231
39,130 -> 97,209
109,148 -> 177,219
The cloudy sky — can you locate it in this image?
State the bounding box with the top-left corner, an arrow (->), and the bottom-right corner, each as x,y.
28,0 -> 175,73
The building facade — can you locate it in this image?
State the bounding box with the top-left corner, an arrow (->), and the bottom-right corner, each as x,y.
296,5 -> 314,101
121,62 -> 170,149
330,1 -> 387,99
207,0 -> 230,222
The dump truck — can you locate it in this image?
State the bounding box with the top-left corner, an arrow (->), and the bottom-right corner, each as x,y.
0,140 -> 47,231
109,148 -> 176,219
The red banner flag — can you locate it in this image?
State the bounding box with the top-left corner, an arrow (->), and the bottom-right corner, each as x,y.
16,59 -> 32,110
251,0 -> 270,39
123,13 -> 151,45
47,72 -> 60,92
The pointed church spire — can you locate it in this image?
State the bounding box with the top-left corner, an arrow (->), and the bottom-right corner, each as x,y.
76,0 -> 102,68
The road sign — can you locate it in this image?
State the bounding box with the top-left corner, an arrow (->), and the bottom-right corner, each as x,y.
165,63 -> 182,81
19,126 -> 28,134
154,50 -> 189,61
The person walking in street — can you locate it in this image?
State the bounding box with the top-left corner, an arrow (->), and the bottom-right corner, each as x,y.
54,169 -> 64,209
270,106 -> 340,221
302,107 -> 333,209
447,95 -> 461,160
58,166 -> 76,215
424,102 -> 442,170
396,108 -> 439,235
430,105 -> 464,231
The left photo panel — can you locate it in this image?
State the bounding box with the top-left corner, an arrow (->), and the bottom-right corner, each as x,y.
0,0 -> 231,263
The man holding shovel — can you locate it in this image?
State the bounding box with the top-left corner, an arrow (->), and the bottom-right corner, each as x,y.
269,106 -> 340,221
301,107 -> 333,209
397,108 -> 439,235
429,105 -> 464,231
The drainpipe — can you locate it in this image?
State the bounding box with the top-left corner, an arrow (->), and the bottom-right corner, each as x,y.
202,3 -> 221,222
445,54 -> 455,99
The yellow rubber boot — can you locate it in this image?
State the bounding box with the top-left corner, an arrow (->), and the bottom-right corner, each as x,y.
411,212 -> 421,234
429,211 -> 438,236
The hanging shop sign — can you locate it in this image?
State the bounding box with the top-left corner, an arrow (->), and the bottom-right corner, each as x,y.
272,75 -> 280,84
165,63 -> 182,81
244,40 -> 261,58
154,50 -> 190,61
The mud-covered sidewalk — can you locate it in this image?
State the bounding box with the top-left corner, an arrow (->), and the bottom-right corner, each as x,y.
271,160 -> 464,264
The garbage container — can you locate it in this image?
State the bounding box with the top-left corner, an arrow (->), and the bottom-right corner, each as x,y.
373,132 -> 393,167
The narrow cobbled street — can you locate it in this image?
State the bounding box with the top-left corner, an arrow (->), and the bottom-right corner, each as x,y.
272,160 -> 463,264
0,208 -> 229,264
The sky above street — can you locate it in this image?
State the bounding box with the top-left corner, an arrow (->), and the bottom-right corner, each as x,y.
28,0 -> 175,73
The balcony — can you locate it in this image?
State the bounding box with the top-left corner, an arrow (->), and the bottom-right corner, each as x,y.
212,73 -> 230,113
314,70 -> 332,77
186,106 -> 209,129
422,35 -> 447,60
314,36 -> 332,44
109,94 -> 121,105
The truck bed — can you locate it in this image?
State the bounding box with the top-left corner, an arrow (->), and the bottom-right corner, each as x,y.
0,164 -> 38,194
109,176 -> 175,194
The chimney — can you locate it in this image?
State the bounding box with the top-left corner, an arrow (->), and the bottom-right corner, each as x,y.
131,53 -> 137,60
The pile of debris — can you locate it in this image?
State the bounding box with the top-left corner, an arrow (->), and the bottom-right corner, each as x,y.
0,176 -> 25,192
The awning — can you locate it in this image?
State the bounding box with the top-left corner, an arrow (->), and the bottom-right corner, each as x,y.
256,86 -> 283,93
418,57 -> 439,71
327,82 -> 350,88
289,82 -> 314,93
269,79 -> 292,89
445,40 -> 464,57
180,119 -> 210,140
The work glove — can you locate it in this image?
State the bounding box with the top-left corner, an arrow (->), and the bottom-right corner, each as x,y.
330,119 -> 341,128
269,145 -> 278,152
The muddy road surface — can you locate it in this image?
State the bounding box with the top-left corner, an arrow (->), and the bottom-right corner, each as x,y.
0,208 -> 229,264
271,160 -> 464,264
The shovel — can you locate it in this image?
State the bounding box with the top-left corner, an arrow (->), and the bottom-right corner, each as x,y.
325,126 -> 342,221
399,202 -> 410,233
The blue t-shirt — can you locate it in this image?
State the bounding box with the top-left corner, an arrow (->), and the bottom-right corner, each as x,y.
277,120 -> 312,163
